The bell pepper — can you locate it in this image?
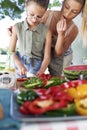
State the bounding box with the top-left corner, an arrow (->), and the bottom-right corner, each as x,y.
66,87 -> 77,99
66,84 -> 87,99
75,98 -> 87,116
44,103 -> 76,116
20,104 -> 30,115
21,77 -> 44,89
61,80 -> 87,89
27,97 -> 67,115
16,90 -> 39,105
45,77 -> 66,88
76,84 -> 87,99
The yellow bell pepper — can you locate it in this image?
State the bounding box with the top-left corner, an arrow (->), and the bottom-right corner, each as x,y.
76,84 -> 87,99
67,84 -> 87,116
66,87 -> 77,99
66,84 -> 87,99
75,98 -> 87,116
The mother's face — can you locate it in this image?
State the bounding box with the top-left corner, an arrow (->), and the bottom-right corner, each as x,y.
61,0 -> 83,20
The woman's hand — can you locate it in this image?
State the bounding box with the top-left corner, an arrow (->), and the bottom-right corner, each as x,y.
35,69 -> 44,77
56,18 -> 67,35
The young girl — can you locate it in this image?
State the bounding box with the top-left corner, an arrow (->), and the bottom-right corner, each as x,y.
9,0 -> 52,78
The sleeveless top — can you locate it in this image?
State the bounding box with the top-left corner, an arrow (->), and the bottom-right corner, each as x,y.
45,12 -> 75,56
64,23 -> 75,56
16,20 -> 48,60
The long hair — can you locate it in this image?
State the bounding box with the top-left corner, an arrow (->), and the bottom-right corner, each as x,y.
81,0 -> 87,47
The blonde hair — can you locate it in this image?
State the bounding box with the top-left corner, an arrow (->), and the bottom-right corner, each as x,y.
81,0 -> 87,47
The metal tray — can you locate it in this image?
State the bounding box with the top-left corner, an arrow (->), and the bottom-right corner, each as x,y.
10,92 -> 87,122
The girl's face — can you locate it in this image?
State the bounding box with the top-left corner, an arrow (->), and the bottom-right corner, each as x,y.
61,0 -> 83,20
26,2 -> 46,28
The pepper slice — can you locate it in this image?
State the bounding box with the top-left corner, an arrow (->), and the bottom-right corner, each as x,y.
61,80 -> 87,89
44,103 -> 76,116
75,98 -> 87,116
16,90 -> 39,105
28,97 -> 67,115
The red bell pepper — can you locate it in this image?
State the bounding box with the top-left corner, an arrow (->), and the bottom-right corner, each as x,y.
20,105 -> 30,115
27,97 -> 67,115
61,80 -> 87,89
38,73 -> 52,86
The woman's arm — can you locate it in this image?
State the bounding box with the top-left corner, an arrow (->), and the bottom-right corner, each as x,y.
55,20 -> 78,57
36,29 -> 52,76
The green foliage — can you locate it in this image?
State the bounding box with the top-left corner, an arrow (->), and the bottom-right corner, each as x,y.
0,0 -> 25,20
49,0 -> 61,9
0,0 -> 61,20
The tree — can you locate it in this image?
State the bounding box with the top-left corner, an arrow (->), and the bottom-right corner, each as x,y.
0,0 -> 61,20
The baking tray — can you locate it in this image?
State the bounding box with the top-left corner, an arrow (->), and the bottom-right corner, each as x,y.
10,92 -> 87,122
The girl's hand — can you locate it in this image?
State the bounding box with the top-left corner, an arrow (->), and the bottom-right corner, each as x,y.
18,65 -> 27,76
56,18 -> 67,35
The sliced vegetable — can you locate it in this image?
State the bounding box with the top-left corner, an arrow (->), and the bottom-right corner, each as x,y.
27,98 -> 67,115
17,78 -> 28,82
75,98 -> 87,116
45,103 -> 76,116
16,90 -> 39,105
45,77 -> 66,88
66,88 -> 77,99
61,80 -> 87,89
20,105 -> 29,115
21,77 -> 44,89
39,73 -> 51,80
76,84 -> 87,99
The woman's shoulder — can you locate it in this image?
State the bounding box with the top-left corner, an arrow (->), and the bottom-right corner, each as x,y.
67,21 -> 78,34
41,10 -> 60,23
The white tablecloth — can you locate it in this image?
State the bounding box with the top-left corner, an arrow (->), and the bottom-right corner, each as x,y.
20,120 -> 87,130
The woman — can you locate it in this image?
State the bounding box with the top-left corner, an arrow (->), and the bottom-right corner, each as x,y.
8,0 -> 86,76
41,0 -> 86,76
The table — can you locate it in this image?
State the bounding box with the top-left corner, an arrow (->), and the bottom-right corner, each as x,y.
1,88 -> 87,130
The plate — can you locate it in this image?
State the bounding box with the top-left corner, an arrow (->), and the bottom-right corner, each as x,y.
10,90 -> 87,122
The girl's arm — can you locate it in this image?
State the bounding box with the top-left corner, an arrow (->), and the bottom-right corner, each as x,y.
36,29 -> 52,76
9,25 -> 27,75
